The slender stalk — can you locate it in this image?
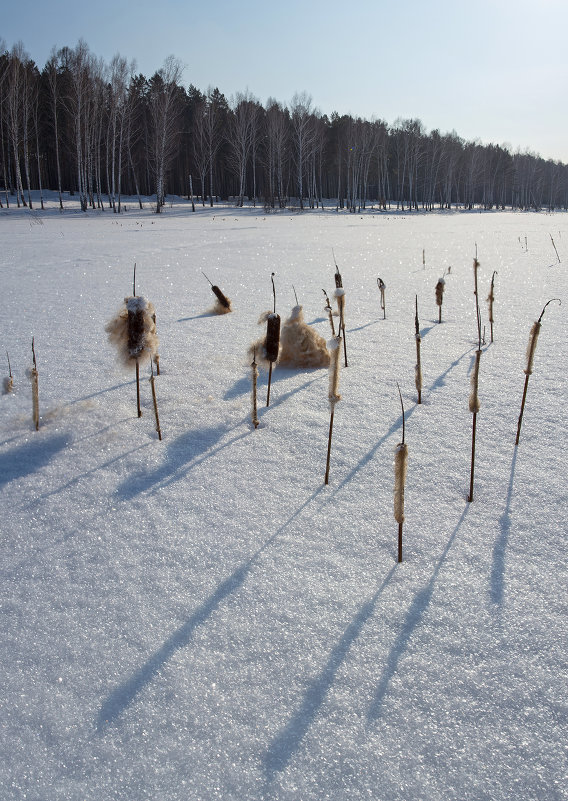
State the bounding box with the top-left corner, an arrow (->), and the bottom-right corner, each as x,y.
31,338 -> 39,431
136,360 -> 142,417
149,362 -> 162,440
322,289 -> 336,336
394,383 -> 407,562
550,234 -> 560,263
133,262 -> 136,297
515,298 -> 561,445
251,348 -> 259,428
415,296 -> 422,404
468,411 -> 477,502
324,409 -> 335,485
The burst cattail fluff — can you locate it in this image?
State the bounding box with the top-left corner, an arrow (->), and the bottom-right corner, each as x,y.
435,278 -> 445,307
334,287 -> 346,320
3,375 -> 13,394
328,336 -> 342,408
105,296 -> 159,368
278,305 -> 330,368
524,321 -> 541,375
469,349 -> 482,413
394,442 -> 408,524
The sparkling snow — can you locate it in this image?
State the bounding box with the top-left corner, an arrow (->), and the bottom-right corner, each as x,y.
1,196 -> 567,800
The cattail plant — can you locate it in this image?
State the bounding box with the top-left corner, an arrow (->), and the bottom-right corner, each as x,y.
486,271 -> 497,343
251,347 -> 260,429
468,255 -> 483,502
332,250 -> 348,365
29,338 -> 39,431
279,288 -> 330,368
550,234 -> 561,264
377,277 -> 386,319
422,249 -> 426,268
324,335 -> 342,485
515,298 -> 561,446
435,275 -> 445,323
149,360 -> 162,440
394,383 -> 408,563
202,271 -> 232,314
105,265 -> 159,418
414,296 -> 422,404
322,289 -> 336,336
3,351 -> 13,394
265,275 -> 281,406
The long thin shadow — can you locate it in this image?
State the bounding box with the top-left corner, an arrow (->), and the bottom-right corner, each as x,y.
491,446 -> 519,606
263,565 -> 397,779
29,442 -> 149,505
428,347 -> 475,392
67,380 -> 134,405
0,433 -> 69,489
347,320 -> 381,333
367,504 -> 469,720
224,369 -> 321,402
177,312 -> 217,321
330,404 -> 417,495
420,324 -> 435,338
117,424 -> 247,499
97,487 -> 323,730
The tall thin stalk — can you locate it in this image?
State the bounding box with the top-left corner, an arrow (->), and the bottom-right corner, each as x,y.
324,335 -> 342,485
149,360 -> 162,440
377,277 -> 386,319
468,253 -> 482,502
515,298 -> 561,445
415,296 -> 422,404
31,338 -> 39,431
394,383 -> 408,563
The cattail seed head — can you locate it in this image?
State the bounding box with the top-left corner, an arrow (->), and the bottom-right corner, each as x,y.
469,349 -> 482,413
105,296 -> 159,368
394,442 -> 408,524
265,313 -> 281,363
3,376 -> 13,394
328,336 -> 342,409
435,278 -> 445,307
524,321 -> 541,375
211,285 -> 232,314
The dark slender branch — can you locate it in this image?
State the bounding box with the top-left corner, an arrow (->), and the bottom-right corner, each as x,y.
537,298 -> 561,324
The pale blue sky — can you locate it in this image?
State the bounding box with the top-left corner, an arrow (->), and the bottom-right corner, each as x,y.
2,0 -> 567,161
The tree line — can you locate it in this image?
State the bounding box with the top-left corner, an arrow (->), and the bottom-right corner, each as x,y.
1,39 -> 567,213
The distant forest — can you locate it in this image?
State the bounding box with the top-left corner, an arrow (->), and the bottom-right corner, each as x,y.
2,40 -> 567,213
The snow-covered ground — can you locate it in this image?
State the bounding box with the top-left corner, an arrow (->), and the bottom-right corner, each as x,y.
1,195 -> 567,800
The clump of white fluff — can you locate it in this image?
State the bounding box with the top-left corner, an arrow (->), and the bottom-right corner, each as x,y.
278,305 -> 330,368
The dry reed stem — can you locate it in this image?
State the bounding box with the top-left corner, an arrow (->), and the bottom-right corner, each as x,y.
251,349 -> 259,429
149,368 -> 162,440
322,290 -> 336,336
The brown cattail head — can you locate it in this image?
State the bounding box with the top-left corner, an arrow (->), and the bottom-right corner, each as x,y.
211,285 -> 232,314
394,442 -> 408,524
435,278 -> 445,307
3,376 -> 13,394
265,313 -> 281,363
278,305 -> 330,368
524,321 -> 541,375
328,336 -> 342,409
486,272 -> 497,324
469,349 -> 482,413
334,266 -> 343,288
105,296 -> 159,368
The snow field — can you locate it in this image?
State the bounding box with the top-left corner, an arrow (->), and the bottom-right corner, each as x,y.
1,198 -> 567,800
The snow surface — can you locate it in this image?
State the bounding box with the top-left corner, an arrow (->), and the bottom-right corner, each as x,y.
1,196 -> 567,800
